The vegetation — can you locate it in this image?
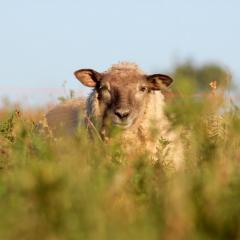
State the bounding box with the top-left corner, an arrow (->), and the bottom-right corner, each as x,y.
1,65 -> 240,240
172,60 -> 231,92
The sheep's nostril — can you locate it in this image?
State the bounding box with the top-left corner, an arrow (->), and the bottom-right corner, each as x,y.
115,109 -> 130,119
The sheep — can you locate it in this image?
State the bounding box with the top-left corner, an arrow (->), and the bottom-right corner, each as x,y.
43,98 -> 85,137
44,62 -> 184,169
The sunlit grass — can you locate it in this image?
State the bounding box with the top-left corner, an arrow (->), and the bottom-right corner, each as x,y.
0,81 -> 240,240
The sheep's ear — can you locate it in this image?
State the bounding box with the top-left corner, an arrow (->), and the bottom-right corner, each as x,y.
74,69 -> 102,87
146,74 -> 173,90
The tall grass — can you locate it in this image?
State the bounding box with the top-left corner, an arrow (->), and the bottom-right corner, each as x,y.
0,82 -> 240,240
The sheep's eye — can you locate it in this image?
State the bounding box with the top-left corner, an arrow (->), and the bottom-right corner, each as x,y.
99,85 -> 109,92
139,86 -> 147,92
99,85 -> 111,100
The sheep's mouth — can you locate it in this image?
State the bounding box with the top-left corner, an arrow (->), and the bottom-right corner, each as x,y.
113,122 -> 132,129
112,119 -> 134,129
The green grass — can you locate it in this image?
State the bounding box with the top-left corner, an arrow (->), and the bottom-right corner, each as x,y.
1,89 -> 240,240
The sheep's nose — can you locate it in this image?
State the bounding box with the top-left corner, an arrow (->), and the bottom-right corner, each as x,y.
115,109 -> 130,119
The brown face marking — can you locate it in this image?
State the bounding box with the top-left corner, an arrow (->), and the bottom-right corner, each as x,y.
95,70 -> 150,129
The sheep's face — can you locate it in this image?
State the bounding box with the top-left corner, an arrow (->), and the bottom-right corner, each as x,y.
74,65 -> 173,130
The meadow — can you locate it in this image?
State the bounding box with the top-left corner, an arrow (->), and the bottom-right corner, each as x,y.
1,74 -> 240,240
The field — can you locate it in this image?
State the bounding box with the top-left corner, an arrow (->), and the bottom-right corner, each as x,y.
1,83 -> 240,240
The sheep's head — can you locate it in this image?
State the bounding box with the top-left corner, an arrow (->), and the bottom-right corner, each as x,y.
74,63 -> 173,130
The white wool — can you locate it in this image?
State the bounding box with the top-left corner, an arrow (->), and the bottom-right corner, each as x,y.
119,92 -> 183,169
87,86 -> 183,170
106,62 -> 145,75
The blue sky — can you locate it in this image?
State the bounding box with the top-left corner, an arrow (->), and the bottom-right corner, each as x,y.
0,0 -> 239,105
